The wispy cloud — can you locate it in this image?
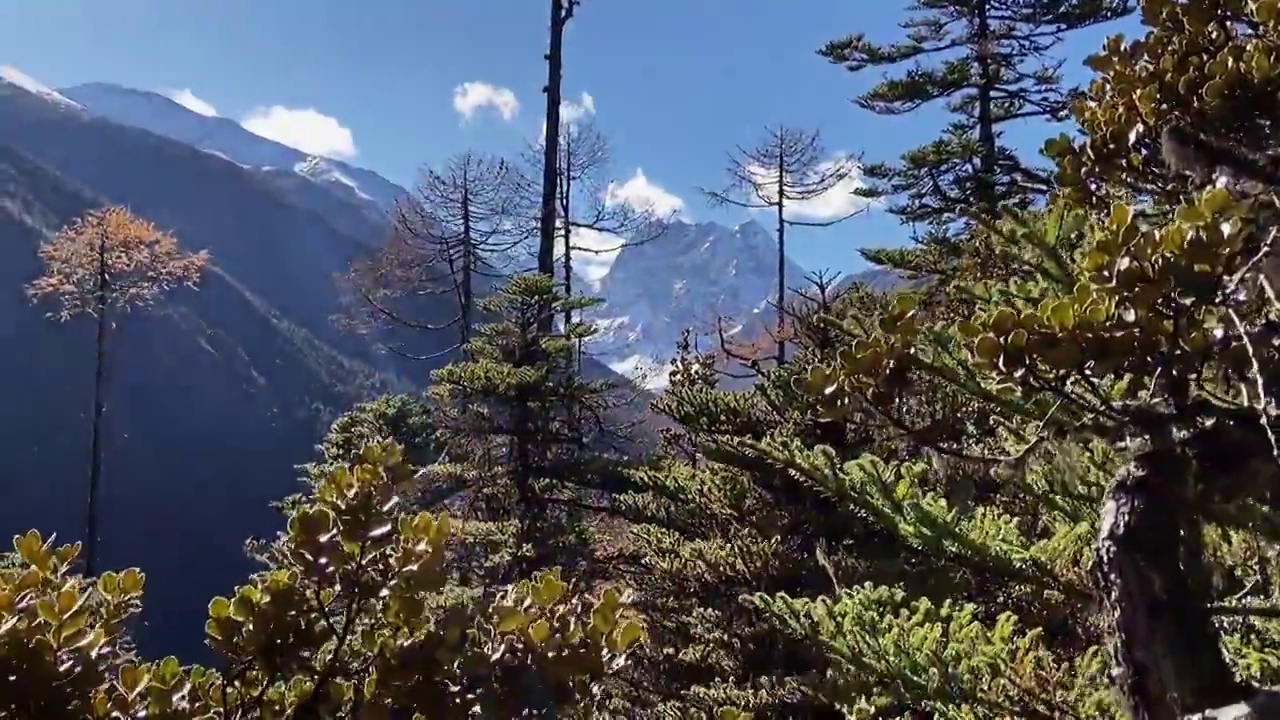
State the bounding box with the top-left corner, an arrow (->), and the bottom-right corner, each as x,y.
745,153 -> 872,222
560,92 -> 595,125
161,88 -> 218,117
539,91 -> 596,140
240,106 -> 358,159
563,225 -> 624,283
568,168 -> 686,282
605,169 -> 686,219
452,81 -> 519,122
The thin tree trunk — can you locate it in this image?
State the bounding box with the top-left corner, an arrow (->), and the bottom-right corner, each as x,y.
775,154 -> 787,366
563,219 -> 583,372
973,0 -> 999,220
84,232 -> 109,577
460,173 -> 474,357
560,132 -> 587,371
561,130 -> 575,332
537,0 -> 571,335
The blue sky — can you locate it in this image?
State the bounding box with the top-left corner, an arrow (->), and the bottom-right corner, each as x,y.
0,0 -> 1138,276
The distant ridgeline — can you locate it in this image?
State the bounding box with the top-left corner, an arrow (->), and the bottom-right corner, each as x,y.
0,78 -> 446,660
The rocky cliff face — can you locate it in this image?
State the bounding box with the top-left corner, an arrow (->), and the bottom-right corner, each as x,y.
583,218 -> 806,388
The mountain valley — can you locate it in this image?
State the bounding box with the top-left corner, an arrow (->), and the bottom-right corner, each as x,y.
0,67 -> 894,659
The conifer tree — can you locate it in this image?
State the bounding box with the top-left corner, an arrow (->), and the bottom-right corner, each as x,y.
729,0 -> 1280,714
425,273 -> 635,586
609,282 -> 975,717
818,0 -> 1132,278
26,205 -> 208,577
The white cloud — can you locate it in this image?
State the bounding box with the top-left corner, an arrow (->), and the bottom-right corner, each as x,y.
161,88 -> 218,117
745,153 -> 873,223
564,225 -> 625,283
605,169 -> 687,220
539,91 -> 597,141
452,81 -> 519,122
560,91 -> 595,125
240,106 -> 358,159
563,167 -> 685,282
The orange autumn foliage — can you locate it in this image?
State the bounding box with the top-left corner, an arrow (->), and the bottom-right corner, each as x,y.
26,206 -> 209,320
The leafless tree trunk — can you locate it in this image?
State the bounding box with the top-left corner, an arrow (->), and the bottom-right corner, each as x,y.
713,269 -> 851,382
522,121 -> 670,334
536,0 -> 579,336
85,228 -> 108,578
338,151 -> 525,362
702,125 -> 865,366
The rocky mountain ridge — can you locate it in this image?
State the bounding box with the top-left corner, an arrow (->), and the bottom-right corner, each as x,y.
51,78 -> 905,392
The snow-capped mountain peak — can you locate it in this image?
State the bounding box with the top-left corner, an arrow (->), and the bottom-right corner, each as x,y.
57,82 -> 407,224
586,217 -> 808,390
294,156 -> 375,202
0,66 -> 83,110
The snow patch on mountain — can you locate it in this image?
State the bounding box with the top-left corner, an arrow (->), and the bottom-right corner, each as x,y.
295,156 -> 375,203
583,218 -> 807,390
0,66 -> 82,110
199,148 -> 249,168
58,82 -> 406,225
607,354 -> 673,392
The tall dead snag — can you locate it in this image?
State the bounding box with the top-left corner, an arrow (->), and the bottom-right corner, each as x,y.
26,205 -> 208,577
524,120 -> 670,331
702,125 -> 864,366
535,0 -> 580,336
339,151 -> 525,362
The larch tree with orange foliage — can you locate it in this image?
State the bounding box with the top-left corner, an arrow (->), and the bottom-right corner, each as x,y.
26,205 -> 209,577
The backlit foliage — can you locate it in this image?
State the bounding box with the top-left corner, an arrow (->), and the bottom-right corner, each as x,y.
22,0 -> 1280,717
1048,0 -> 1280,207
26,205 -> 208,319
0,441 -> 642,718
638,1 -> 1280,716
763,177 -> 1280,712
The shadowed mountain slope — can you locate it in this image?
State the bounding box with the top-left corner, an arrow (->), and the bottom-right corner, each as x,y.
0,82 -> 463,659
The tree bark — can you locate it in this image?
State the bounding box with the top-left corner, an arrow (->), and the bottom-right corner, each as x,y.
84,231 -> 110,577
774,154 -> 787,367
537,0 -> 571,336
973,0 -> 999,220
460,172 -> 474,356
1096,449 -> 1242,719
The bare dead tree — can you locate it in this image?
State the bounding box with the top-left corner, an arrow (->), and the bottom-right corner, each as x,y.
535,0 -> 581,336
521,120 -> 671,330
702,125 -> 865,366
714,270 -> 850,381
337,151 -> 526,362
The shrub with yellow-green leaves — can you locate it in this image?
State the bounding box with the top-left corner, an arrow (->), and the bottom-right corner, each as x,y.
704,1 -> 1280,715
799,186 -> 1277,435
772,181 -> 1280,715
958,189 -> 1268,412
0,440 -> 643,719
1048,0 -> 1280,204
